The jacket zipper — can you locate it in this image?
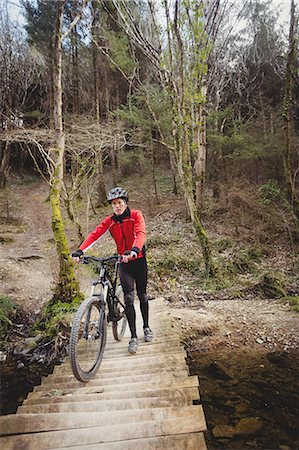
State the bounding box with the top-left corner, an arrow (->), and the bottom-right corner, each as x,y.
120,222 -> 128,251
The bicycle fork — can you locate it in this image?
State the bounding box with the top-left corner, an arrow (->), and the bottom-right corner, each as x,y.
84,283 -> 108,340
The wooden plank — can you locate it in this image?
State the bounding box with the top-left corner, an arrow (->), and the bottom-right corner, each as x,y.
51,432 -> 207,450
1,414 -> 206,450
55,353 -> 187,373
41,369 -> 189,387
18,391 -> 197,414
1,406 -> 205,436
23,386 -> 199,406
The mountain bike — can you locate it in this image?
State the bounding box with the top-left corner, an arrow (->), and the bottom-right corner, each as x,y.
69,255 -> 127,382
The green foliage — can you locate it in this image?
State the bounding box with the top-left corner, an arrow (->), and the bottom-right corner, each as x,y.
0,294 -> 16,340
23,110 -> 44,119
115,104 -> 152,129
214,237 -> 234,252
258,180 -> 286,205
118,150 -> 147,175
23,0 -> 56,54
147,234 -> 181,248
209,129 -> 262,161
105,31 -> 135,76
31,297 -> 81,340
149,250 -> 202,277
213,244 -> 264,285
258,273 -> 286,298
286,296 -> 299,312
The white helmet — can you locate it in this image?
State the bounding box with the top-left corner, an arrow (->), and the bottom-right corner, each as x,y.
107,187 -> 128,204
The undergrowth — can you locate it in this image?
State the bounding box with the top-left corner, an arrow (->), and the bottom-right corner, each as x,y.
30,297 -> 82,340
0,294 -> 16,340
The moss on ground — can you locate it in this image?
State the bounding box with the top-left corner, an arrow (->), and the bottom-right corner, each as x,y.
30,296 -> 82,340
285,296 -> 299,312
0,294 -> 16,340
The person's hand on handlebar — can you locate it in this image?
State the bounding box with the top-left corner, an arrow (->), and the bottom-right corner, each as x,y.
71,249 -> 83,263
122,249 -> 138,263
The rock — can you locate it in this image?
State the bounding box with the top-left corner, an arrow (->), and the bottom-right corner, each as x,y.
212,424 -> 235,438
206,362 -> 233,380
224,399 -> 234,408
235,418 -> 263,436
20,347 -> 32,356
235,402 -> 249,414
0,352 -> 7,362
24,334 -> 42,345
256,338 -> 264,344
267,351 -> 290,368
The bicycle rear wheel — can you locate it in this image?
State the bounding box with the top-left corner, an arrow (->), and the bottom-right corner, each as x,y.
112,285 -> 127,341
69,295 -> 107,382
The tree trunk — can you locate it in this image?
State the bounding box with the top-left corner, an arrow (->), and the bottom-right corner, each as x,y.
194,100 -> 207,209
65,194 -> 84,243
49,59 -> 54,128
169,152 -> 178,195
72,24 -> 79,114
50,0 -> 81,302
176,157 -> 215,276
283,0 -> 299,218
0,141 -> 10,189
150,136 -> 159,204
111,132 -> 118,186
91,0 -> 107,204
96,150 -> 107,205
92,0 -> 100,123
259,90 -> 267,141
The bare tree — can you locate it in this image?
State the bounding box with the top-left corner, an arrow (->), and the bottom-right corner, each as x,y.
283,0 -> 299,219
49,0 -> 87,302
0,10 -> 35,187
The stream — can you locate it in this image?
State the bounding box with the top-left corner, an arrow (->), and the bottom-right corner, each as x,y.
188,346 -> 299,450
0,356 -> 55,415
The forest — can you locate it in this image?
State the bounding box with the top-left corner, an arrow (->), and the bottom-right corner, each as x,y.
0,0 -> 298,449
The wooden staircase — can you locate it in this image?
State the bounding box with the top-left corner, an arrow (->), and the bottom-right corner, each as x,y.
0,298 -> 207,449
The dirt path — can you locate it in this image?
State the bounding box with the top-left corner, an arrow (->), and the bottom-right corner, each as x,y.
1,181 -> 54,311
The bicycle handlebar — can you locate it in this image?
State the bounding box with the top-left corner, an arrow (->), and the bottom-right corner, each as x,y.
82,254 -> 120,264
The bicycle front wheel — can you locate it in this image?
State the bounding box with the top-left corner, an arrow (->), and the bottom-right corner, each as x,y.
69,295 -> 107,382
112,285 -> 127,341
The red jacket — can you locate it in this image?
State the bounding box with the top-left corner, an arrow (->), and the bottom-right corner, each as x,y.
79,209 -> 146,259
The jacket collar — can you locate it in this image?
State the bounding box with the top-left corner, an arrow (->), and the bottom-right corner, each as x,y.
112,207 -> 130,223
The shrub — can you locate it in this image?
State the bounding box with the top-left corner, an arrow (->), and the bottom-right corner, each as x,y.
258,180 -> 285,205
0,294 -> 16,340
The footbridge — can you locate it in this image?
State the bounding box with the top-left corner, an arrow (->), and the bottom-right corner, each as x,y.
0,298 -> 207,449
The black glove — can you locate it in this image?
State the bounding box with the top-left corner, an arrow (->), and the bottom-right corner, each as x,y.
71,249 -> 83,258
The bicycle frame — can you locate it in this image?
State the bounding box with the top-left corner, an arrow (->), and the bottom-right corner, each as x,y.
83,255 -> 122,312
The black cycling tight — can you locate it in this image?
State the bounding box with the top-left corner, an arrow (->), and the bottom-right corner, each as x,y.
119,257 -> 148,338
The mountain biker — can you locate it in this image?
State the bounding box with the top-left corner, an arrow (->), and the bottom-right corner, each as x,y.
71,187 -> 153,354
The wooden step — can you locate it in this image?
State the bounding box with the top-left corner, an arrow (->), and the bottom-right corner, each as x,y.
32,373 -> 198,393
1,406 -> 204,436
18,395 -> 196,414
1,412 -> 206,449
23,386 -> 199,406
56,353 -> 186,373
51,432 -> 207,450
75,344 -> 184,359
52,361 -> 189,378
23,376 -> 199,402
41,369 -> 189,386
